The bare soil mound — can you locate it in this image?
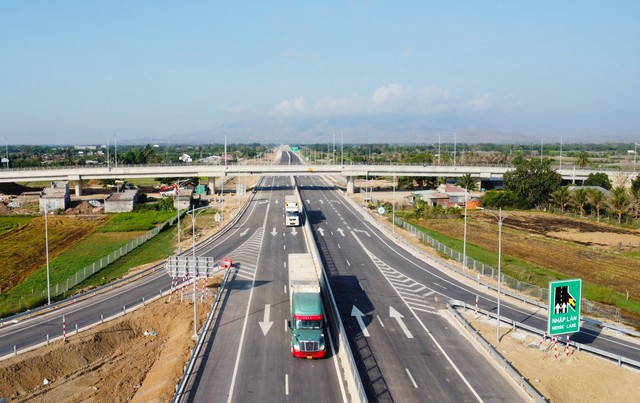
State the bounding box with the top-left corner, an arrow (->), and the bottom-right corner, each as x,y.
0,296 -> 209,402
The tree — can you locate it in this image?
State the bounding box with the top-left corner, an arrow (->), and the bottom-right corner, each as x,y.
574,152 -> 590,168
571,187 -> 589,217
631,176 -> 640,219
481,190 -> 518,209
587,188 -> 607,222
608,186 -> 630,224
457,174 -> 477,191
550,186 -> 571,213
503,159 -> 563,209
585,172 -> 612,190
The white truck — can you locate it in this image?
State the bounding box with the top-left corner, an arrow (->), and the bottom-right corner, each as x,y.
284,195 -> 300,226
288,253 -> 325,359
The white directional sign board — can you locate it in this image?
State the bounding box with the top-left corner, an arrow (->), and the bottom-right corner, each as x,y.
165,256 -> 223,278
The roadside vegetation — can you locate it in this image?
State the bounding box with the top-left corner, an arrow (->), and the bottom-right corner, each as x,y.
0,208 -> 179,318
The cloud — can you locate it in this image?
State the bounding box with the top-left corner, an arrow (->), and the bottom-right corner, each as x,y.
271,96 -> 308,116
270,84 -> 502,117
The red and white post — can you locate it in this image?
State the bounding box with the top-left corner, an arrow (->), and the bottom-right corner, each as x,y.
474,295 -> 478,318
62,314 -> 66,342
538,331 -> 547,348
554,336 -> 558,359
565,335 -> 570,357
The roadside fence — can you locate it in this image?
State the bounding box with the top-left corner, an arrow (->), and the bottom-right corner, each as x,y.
391,215 -> 638,329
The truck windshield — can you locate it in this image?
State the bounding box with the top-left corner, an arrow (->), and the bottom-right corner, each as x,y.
296,320 -> 321,330
286,211 -> 298,217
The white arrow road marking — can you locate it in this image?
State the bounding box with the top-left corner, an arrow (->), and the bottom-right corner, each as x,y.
353,228 -> 371,237
319,199 -> 324,204
317,228 -> 325,236
337,228 -> 345,237
271,227 -> 278,236
259,304 -> 274,335
240,228 -> 249,236
351,305 -> 370,337
390,306 -> 414,339
291,228 -> 298,236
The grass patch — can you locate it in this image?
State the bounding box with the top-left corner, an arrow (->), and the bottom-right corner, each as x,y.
98,210 -> 176,232
404,219 -> 559,287
71,226 -> 176,291
0,216 -> 34,236
397,217 -> 640,317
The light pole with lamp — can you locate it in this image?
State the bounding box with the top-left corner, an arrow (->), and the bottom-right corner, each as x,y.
3,137 -> 8,168
44,203 -> 51,305
175,179 -> 189,254
491,207 -> 505,343
187,204 -> 213,338
462,187 -> 468,270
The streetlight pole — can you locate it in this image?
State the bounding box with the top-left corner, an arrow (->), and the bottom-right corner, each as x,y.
114,134 -> 118,168
496,207 -> 504,344
188,205 -> 212,338
341,130 -> 344,167
175,178 -> 189,254
462,187 -> 468,270
392,172 -> 396,234
559,136 -> 563,171
3,137 -> 8,168
44,203 -> 51,305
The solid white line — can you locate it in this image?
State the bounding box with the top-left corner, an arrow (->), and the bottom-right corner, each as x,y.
227,196 -> 271,403
326,326 -> 348,402
406,368 -> 418,388
377,315 -> 385,327
285,373 -> 289,395
433,282 -> 446,289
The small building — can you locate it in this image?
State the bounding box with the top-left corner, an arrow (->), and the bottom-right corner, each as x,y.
412,184 -> 477,209
173,189 -> 193,211
104,189 -> 140,213
39,181 -> 71,212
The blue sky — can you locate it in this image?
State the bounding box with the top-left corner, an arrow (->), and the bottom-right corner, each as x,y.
1,1 -> 639,145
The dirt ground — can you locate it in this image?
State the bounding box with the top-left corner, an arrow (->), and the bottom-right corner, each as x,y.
1,176 -> 639,402
460,309 -> 640,402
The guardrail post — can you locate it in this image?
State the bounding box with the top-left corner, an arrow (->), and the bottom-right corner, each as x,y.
123,306 -> 126,315
75,324 -> 78,334
47,334 -> 49,345
142,297 -> 145,306
101,314 -> 104,323
13,346 -> 16,356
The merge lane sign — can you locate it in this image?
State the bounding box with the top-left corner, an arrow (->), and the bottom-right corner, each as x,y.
548,279 -> 582,336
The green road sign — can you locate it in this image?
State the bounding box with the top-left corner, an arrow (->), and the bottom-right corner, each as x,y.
291,146 -> 299,152
548,279 -> 582,336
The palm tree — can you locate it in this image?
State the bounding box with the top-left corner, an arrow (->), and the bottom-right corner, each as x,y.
551,186 -> 571,212
457,174 -> 477,192
574,152 -> 590,168
587,188 -> 606,222
571,188 -> 589,217
608,186 -> 631,224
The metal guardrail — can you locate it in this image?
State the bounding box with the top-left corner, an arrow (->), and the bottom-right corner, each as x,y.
390,215 -> 640,337
172,264 -> 232,402
448,299 -> 640,371
446,299 -> 547,402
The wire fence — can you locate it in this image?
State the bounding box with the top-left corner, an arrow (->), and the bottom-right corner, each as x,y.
391,215 -> 638,328
3,214 -> 180,314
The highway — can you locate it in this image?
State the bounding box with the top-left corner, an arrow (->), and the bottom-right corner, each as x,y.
1,149 -> 640,402
182,175 -> 347,402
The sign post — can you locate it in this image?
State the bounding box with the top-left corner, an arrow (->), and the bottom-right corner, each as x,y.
548,279 -> 582,336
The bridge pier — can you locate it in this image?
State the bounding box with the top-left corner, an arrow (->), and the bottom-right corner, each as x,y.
70,175 -> 82,196
346,176 -> 354,194
208,177 -> 216,194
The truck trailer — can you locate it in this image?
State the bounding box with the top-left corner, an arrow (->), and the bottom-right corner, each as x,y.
288,253 -> 326,359
284,195 -> 301,226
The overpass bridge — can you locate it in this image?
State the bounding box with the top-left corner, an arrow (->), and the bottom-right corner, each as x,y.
0,162 -> 632,196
